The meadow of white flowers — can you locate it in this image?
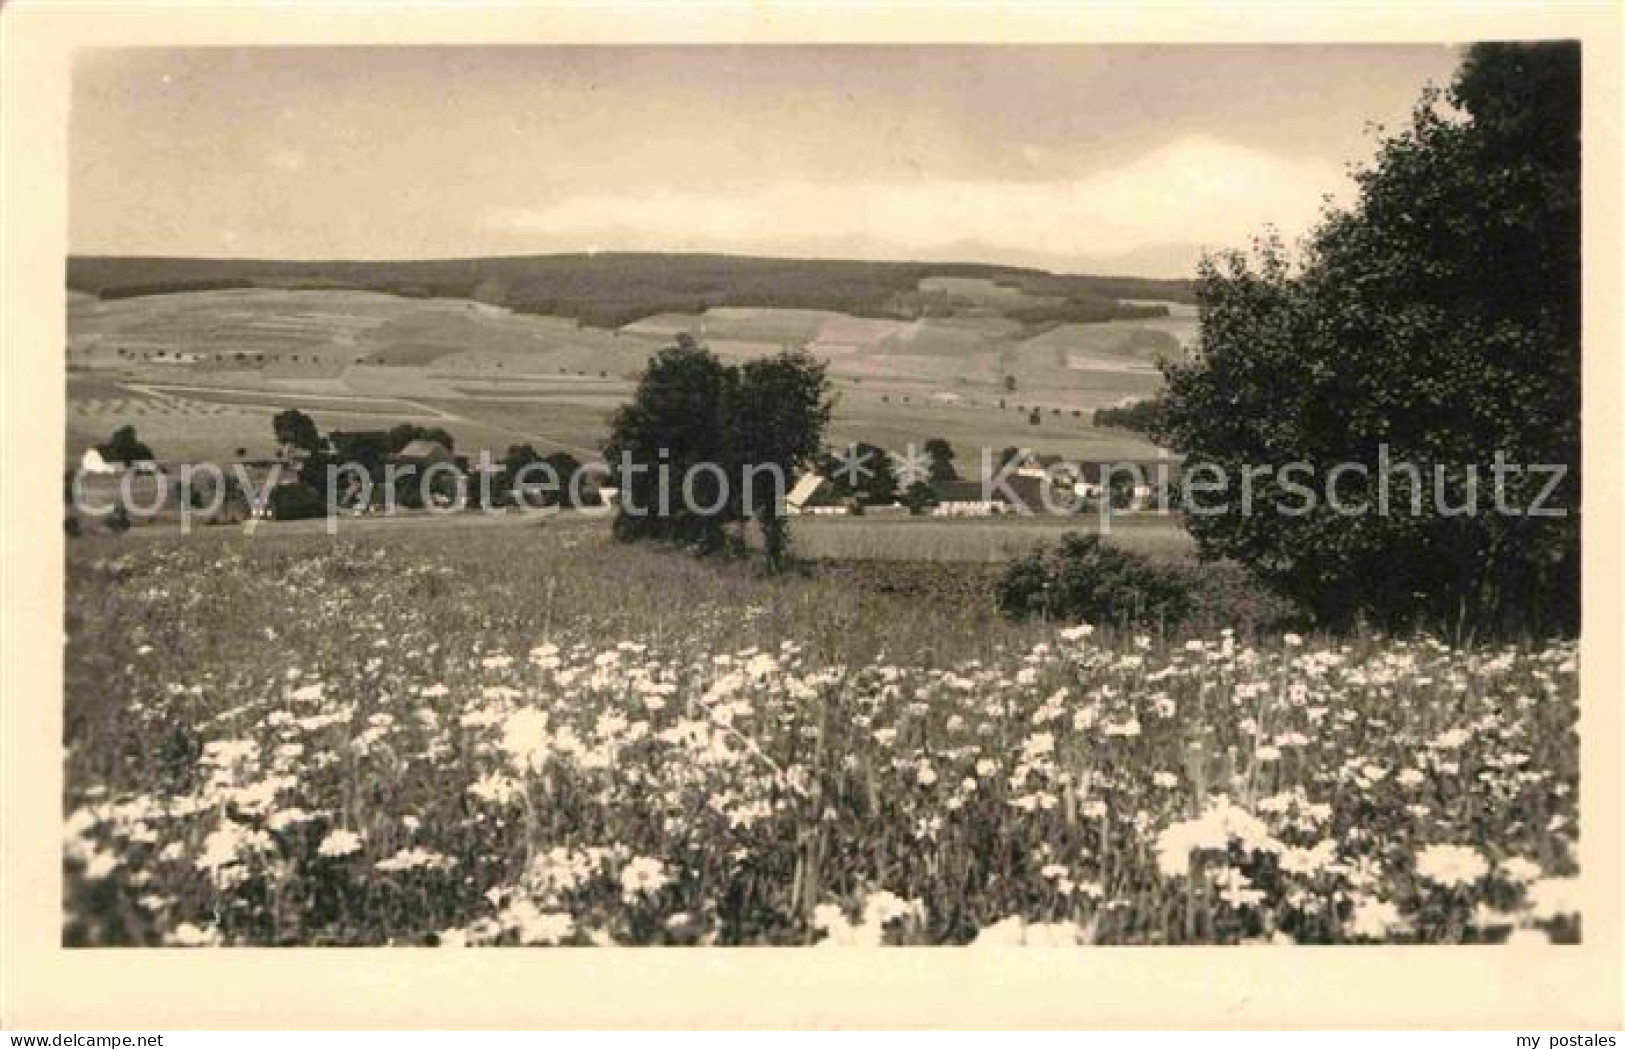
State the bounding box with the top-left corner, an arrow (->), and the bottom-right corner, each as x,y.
63,528 -> 1580,946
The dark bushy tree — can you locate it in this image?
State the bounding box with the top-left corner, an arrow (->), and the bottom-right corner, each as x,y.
389,424 -> 455,452
502,443 -> 541,474
607,338 -> 739,552
1094,397 -> 1166,436
497,443 -> 538,506
607,335 -> 831,568
503,444 -> 586,508
1106,470 -> 1139,512
731,351 -> 833,570
1154,42 -> 1579,637
266,482 -> 327,521
999,533 -> 1192,629
901,480 -> 937,516
272,409 -> 321,456
923,438 -> 958,483
542,452 -> 586,506
329,430 -> 391,472
97,425 -> 153,464
817,441 -> 898,506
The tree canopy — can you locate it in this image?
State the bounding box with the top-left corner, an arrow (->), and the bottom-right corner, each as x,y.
97,425 -> 153,464
817,441 -> 898,506
607,335 -> 831,569
923,438 -> 959,483
389,424 -> 455,453
1154,42 -> 1579,637
272,409 -> 321,456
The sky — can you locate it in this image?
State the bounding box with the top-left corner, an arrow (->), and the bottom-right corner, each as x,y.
70,45 -> 1462,278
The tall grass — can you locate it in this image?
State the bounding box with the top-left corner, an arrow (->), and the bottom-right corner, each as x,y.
63,520 -> 1579,945
785,514 -> 1194,564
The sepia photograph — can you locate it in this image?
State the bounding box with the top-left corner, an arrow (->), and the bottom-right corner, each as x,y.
54,38 -> 1586,949
4,0 -> 1621,1033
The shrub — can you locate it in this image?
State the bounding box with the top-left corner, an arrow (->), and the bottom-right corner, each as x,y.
266,483 -> 328,521
998,533 -> 1192,629
1093,397 -> 1166,435
901,481 -> 936,516
1163,560 -> 1312,635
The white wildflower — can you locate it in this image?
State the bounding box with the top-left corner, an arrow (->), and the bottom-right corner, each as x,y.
1414,843 -> 1489,889
317,828 -> 364,858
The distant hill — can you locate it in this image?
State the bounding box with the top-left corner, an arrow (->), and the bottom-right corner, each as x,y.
66,252 -> 1196,330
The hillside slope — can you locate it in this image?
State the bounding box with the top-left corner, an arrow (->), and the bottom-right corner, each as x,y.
67,252 -> 1196,330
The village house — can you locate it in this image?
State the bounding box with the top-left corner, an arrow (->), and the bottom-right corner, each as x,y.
1002,454 -> 1082,513
786,472 -> 849,516
1010,451 -> 1162,510
997,473 -> 1054,515
77,447 -> 162,475
1013,452 -> 1069,481
929,479 -> 1001,517
78,448 -> 118,475
999,452 -> 1172,512
391,439 -> 455,470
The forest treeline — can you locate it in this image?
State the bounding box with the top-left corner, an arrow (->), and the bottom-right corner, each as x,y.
66,252 -> 1195,329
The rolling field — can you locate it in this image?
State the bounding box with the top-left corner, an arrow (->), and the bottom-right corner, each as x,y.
132,385 -> 429,417
63,519 -> 1581,946
68,288 -> 666,379
66,285 -> 1179,468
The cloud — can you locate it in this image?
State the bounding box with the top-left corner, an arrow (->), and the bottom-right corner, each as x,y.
482,136 -> 1347,267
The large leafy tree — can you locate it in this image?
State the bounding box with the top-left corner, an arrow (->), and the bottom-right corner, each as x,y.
1155,42 -> 1579,637
542,452 -> 586,507
607,334 -> 830,567
606,336 -> 738,552
729,350 -> 833,571
272,409 -> 321,456
817,441 -> 898,505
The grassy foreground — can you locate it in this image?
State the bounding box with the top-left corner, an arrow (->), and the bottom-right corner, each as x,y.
63,520 -> 1579,945
783,513 -> 1194,564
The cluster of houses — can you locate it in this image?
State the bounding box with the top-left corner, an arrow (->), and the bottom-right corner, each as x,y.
73,431 -> 621,522
75,435 -> 1168,524
319,431 -> 620,513
786,451 -> 1168,517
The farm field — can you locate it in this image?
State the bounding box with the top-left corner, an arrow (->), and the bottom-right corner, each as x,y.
66,374 -> 451,463
66,285 -> 1177,469
129,384 -> 429,417
63,520 -> 1580,946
